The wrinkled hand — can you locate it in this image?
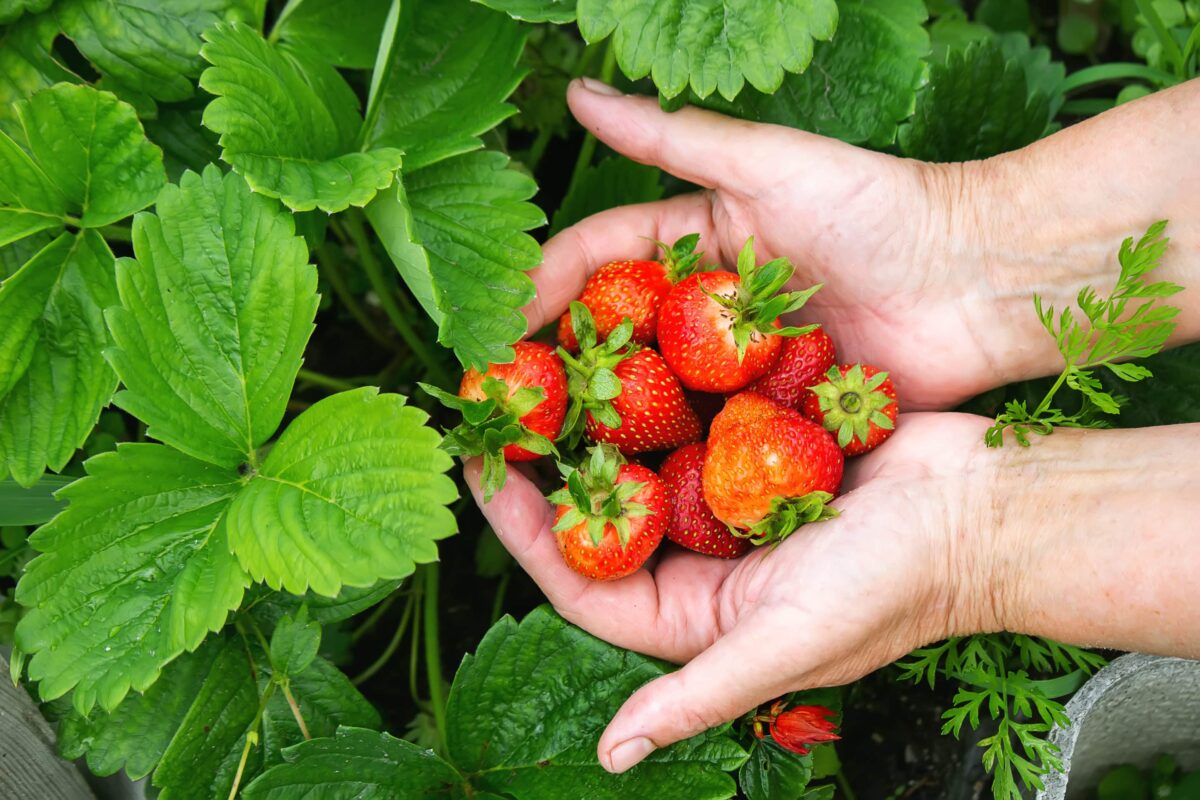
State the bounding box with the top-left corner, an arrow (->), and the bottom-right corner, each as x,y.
527,79 -> 1008,410
467,412 -> 1000,773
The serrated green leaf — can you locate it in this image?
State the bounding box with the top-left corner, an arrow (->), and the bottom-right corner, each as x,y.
474,0 -> 577,23
271,0 -> 392,69
226,387 -> 458,596
447,606 -> 746,798
364,0 -> 527,171
54,0 -> 259,102
106,166 -> 317,469
899,37 -> 1053,161
738,739 -> 814,800
550,156 -> 663,236
14,444 -> 247,713
200,21 -> 404,213
0,231 -> 120,485
270,606 -> 321,677
366,151 -> 543,371
0,14 -> 79,143
577,0 -> 839,101
243,726 -> 466,799
0,474 -> 70,525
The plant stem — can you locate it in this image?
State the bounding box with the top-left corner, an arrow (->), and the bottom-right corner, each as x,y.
280,681 -> 311,740
409,571 -> 423,703
567,41 -> 617,192
422,563 -> 449,750
352,590 -> 416,686
489,571 -> 511,625
351,590 -> 399,643
338,212 -> 453,388
227,675 -> 277,800
297,368 -> 361,393
526,125 -> 555,172
97,224 -> 133,243
317,242 -> 394,349
1061,62 -> 1177,92
1134,0 -> 1186,76
835,766 -> 858,800
1032,369 -> 1071,419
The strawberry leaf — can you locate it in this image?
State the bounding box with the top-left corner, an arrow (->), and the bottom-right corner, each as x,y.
106,166 -> 317,470
577,0 -> 838,101
200,22 -> 404,213
270,0 -> 392,70
225,388 -> 458,596
367,151 -> 543,372
364,0 -> 527,171
473,0 -> 577,24
0,14 -> 78,144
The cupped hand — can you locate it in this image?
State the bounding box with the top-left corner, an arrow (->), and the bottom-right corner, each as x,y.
466,412 -> 1002,773
528,79 -> 1011,410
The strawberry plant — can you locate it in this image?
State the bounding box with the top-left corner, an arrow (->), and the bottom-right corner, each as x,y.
1,1 -> 1198,799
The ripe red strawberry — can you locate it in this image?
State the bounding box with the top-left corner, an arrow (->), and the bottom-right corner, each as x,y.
549,445 -> 669,580
421,341 -> 566,500
703,392 -> 843,542
657,237 -> 822,393
559,302 -> 700,455
803,364 -> 898,456
748,327 -> 836,411
558,234 -> 706,351
660,443 -> 748,558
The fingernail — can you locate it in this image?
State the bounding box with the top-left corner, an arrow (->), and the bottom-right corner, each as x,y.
605,737 -> 655,773
577,76 -> 622,97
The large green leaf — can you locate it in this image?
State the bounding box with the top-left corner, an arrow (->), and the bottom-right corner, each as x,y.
242,726 -> 468,799
0,13 -> 77,142
577,0 -> 839,100
473,0 -> 577,23
738,740 -> 814,800
899,37 -> 1051,161
0,231 -> 120,485
550,156 -> 663,235
447,606 -> 747,799
106,166 -> 317,469
199,21 -> 404,213
54,0 -> 259,102
366,151 -> 543,371
14,444 -> 247,713
225,387 -> 458,596
710,0 -> 930,147
58,632 -> 379,798
364,0 -> 526,171
0,0 -> 54,24
0,84 -> 164,244
271,0 -> 392,69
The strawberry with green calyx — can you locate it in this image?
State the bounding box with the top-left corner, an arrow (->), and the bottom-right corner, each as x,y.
703,392 -> 843,543
558,301 -> 701,455
803,363 -> 898,456
548,445 -> 670,580
421,341 -> 566,500
657,237 -> 823,393
748,327 -> 836,411
660,443 -> 749,558
557,234 -> 709,352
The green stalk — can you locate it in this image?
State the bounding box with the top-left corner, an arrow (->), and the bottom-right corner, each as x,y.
489,572 -> 511,625
337,212 -> 453,388
525,124 -> 555,173
317,242 -> 394,349
352,590 -> 416,686
351,590 -> 400,643
280,682 -> 311,740
1061,62 -> 1177,92
566,42 -> 617,193
834,767 -> 857,800
226,680 -> 276,800
422,563 -> 449,749
297,368 -> 360,393
409,571 -> 423,703
1134,0 -> 1186,76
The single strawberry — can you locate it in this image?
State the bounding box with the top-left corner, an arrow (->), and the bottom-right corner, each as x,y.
548,445 -> 670,581
558,234 -> 707,351
657,237 -> 822,393
803,364 -> 898,456
420,341 -> 566,500
660,443 -> 749,558
703,392 -> 843,542
559,302 -> 701,455
748,327 -> 836,410
752,701 -> 842,756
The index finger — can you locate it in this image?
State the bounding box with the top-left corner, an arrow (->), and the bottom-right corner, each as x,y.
523,192 -> 718,334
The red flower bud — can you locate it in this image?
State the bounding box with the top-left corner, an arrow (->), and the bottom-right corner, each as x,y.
752,701 -> 841,755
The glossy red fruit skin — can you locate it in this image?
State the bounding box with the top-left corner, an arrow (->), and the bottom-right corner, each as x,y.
802,364 -> 899,456
558,260 -> 673,352
657,272 -> 783,393
554,463 -> 669,580
703,392 -> 843,530
660,443 -> 749,558
748,328 -> 836,411
459,341 -> 567,461
586,349 -> 702,455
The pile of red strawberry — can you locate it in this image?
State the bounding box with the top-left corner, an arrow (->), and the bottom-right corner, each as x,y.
427,235 -> 899,581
